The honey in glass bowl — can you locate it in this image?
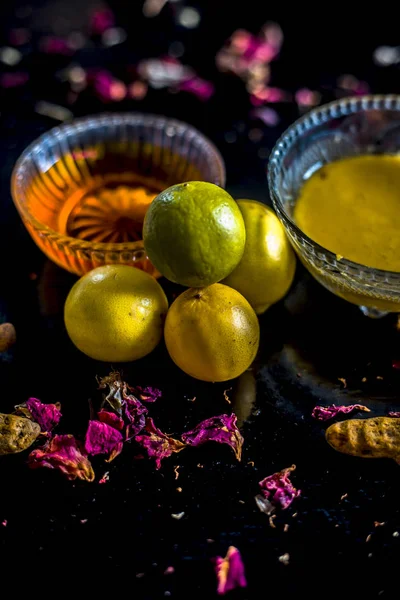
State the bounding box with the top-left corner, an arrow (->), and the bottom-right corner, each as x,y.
12,113 -> 226,276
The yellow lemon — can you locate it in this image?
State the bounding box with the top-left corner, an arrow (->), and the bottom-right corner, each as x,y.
223,200 -> 296,314
164,283 -> 259,382
143,182 -> 246,287
64,265 -> 168,362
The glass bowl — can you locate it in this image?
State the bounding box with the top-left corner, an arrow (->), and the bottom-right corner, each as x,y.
268,94 -> 400,317
11,113 -> 225,277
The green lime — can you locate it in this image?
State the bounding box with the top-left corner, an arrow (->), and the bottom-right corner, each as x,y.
143,182 -> 246,287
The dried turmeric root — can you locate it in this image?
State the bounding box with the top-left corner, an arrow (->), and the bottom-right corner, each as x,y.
326,417 -> 400,462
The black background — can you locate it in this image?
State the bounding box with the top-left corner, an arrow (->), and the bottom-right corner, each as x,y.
1,1 -> 400,598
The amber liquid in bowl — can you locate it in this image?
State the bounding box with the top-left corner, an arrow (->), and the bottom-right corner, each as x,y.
23,147 -> 203,275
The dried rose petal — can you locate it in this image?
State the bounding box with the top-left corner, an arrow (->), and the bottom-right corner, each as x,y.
90,70 -> 127,102
98,409 -> 124,431
392,360 -> 400,370
15,398 -> 62,434
136,386 -> 162,403
213,546 -> 247,595
90,8 -> 115,35
28,435 -> 94,482
178,77 -> 215,100
123,397 -> 148,439
0,72 -> 29,88
312,404 -> 370,421
181,414 -> 243,461
40,36 -> 73,55
259,465 -> 300,510
84,420 -> 123,462
388,412 -> 400,418
98,372 -> 148,438
135,418 -> 185,469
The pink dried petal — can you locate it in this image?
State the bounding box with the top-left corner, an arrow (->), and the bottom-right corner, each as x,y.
178,77 -> 214,100
28,435 -> 94,482
0,72 -> 29,88
262,22 -> 284,51
181,414 -> 243,461
337,74 -> 370,95
21,398 -> 62,433
312,404 -> 370,421
135,418 -> 185,469
388,412 -> 400,418
123,397 -> 148,439
40,36 -> 73,55
259,465 -> 300,510
213,546 -> 247,595
231,30 -> 253,53
8,28 -> 31,46
295,88 -> 321,107
84,420 -> 123,461
392,360 -> 400,370
90,8 -> 115,35
98,409 -> 124,431
136,386 -> 162,403
252,107 -> 280,126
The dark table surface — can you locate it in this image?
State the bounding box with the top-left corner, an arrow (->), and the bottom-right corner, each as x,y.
1,1 -> 400,598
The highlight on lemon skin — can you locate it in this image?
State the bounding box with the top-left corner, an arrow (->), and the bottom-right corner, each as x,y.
164,283 -> 260,382
64,265 -> 168,362
143,181 -> 246,287
223,199 -> 296,314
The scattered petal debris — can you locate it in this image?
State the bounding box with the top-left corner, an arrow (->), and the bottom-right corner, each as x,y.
278,553 -> 290,566
366,534 -> 372,543
269,514 -> 277,528
135,418 -> 185,469
374,521 -> 386,527
136,386 -> 162,403
99,471 -> 110,485
2,520 -> 7,527
388,412 -> 400,418
283,523 -> 289,532
337,377 -> 347,388
312,404 -> 370,421
340,493 -> 348,502
392,360 -> 400,370
34,101 -> 73,122
178,76 -> 215,100
15,398 -> 62,434
223,388 -> 232,404
84,420 -> 123,462
174,465 -> 180,480
213,546 -> 247,596
255,494 -> 274,515
90,8 -> 115,35
171,512 -> 185,520
181,414 -> 243,461
0,72 -> 29,88
393,531 -> 399,538
164,566 -> 175,575
28,434 -> 95,482
259,465 -> 300,510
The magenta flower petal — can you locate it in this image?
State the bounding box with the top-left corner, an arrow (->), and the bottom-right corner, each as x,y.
0,72 -> 29,88
90,8 -> 115,35
84,420 -> 123,462
40,36 -> 73,55
135,418 -> 185,469
178,77 -> 215,100
259,465 -> 300,510
388,412 -> 400,418
98,409 -> 124,431
136,386 -> 162,403
312,404 -> 370,421
15,398 -> 62,434
213,546 -> 247,595
181,414 -> 243,461
28,434 -> 94,482
123,397 -> 148,440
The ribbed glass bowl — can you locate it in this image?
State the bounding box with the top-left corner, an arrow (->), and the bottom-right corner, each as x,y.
268,94 -> 400,317
11,113 -> 226,276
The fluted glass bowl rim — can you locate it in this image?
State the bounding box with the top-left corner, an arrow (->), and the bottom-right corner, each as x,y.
11,111 -> 226,252
268,94 -> 400,282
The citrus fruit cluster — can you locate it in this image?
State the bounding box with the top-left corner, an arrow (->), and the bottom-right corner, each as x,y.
64,182 -> 296,382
